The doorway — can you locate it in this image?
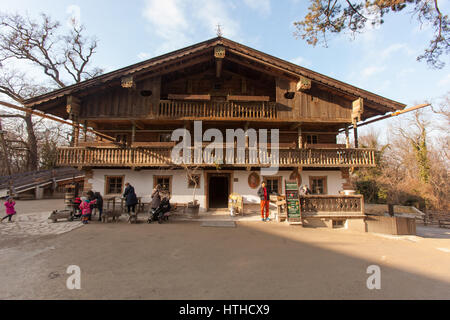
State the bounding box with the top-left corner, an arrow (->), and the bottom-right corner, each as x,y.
208,173 -> 230,209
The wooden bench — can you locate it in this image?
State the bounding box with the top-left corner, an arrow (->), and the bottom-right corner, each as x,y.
438,219 -> 450,229
172,203 -> 188,213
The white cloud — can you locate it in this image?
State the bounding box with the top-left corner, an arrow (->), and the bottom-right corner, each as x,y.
142,0 -> 190,52
290,56 -> 312,68
438,74 -> 450,88
193,0 -> 240,38
137,52 -> 151,60
362,66 -> 386,78
142,0 -> 241,55
381,43 -> 415,59
66,5 -> 81,29
243,0 -> 271,16
396,67 -> 415,78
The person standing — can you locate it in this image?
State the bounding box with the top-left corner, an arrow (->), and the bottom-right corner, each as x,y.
93,192 -> 104,221
150,184 -> 161,220
2,196 -> 16,223
257,181 -> 270,222
123,182 -> 138,215
79,197 -> 96,224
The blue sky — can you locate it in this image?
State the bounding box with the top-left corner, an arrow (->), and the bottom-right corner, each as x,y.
2,0 -> 449,140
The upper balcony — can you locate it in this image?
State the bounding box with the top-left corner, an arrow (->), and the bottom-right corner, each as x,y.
155,100 -> 278,120
56,146 -> 376,168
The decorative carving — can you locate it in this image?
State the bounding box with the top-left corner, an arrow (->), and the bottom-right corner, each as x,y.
214,46 -> 226,59
289,169 -> 302,186
352,98 -> 364,123
248,172 -> 260,189
66,96 -> 80,116
121,76 -> 135,89
296,76 -> 312,91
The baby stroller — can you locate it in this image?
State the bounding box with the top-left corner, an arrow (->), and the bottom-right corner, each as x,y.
69,197 -> 83,221
148,198 -> 171,224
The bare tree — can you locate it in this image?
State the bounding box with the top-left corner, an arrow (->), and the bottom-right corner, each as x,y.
0,12 -> 102,172
294,0 -> 449,68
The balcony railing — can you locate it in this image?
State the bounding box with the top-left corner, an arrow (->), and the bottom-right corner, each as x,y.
300,195 -> 365,217
156,100 -> 278,120
57,147 -> 376,168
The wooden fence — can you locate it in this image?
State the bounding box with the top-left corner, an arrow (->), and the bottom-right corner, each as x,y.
57,147 -> 376,168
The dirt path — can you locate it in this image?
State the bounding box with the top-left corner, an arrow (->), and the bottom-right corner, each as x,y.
0,219 -> 449,299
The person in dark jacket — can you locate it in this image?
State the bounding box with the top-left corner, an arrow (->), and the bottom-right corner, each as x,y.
151,184 -> 162,210
93,191 -> 104,221
257,181 -> 270,222
123,182 -> 138,214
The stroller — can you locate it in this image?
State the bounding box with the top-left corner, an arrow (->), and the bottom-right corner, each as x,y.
148,198 -> 171,224
69,197 -> 83,221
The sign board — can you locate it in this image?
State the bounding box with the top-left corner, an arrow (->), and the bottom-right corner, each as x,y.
285,180 -> 301,220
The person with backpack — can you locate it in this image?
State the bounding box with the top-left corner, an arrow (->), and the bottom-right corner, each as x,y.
257,181 -> 270,222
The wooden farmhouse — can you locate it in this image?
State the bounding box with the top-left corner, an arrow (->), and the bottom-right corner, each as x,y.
24,37 -> 405,227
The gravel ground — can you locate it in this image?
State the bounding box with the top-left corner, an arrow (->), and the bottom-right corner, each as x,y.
0,199 -> 449,299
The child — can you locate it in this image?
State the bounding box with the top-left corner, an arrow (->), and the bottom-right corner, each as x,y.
79,197 -> 96,224
2,197 -> 16,223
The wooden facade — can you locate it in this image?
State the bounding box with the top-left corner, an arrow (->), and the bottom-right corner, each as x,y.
24,37 -> 405,171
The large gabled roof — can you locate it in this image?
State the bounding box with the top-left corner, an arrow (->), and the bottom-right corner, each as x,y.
23,36 -> 405,112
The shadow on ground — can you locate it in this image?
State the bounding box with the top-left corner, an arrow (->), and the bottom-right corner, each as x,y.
0,219 -> 449,299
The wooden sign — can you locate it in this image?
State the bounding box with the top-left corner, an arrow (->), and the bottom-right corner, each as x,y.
214,46 -> 226,59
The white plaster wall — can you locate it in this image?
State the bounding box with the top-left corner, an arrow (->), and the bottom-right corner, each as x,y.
89,169 -> 207,210
232,170 -> 345,204
89,169 -> 345,211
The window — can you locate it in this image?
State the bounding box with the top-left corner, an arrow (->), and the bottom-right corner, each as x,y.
159,133 -> 172,142
306,135 -> 318,144
309,176 -> 327,195
105,176 -> 124,195
264,177 -> 282,195
187,174 -> 201,189
154,176 -> 172,195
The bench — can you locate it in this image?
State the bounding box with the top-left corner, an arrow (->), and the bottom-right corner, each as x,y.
172,203 -> 188,213
438,220 -> 450,229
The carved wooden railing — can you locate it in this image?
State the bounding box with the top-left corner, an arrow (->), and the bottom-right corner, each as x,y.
300,195 -> 364,217
157,100 -> 278,119
57,147 -> 376,168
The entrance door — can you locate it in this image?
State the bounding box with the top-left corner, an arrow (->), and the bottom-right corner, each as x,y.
208,174 -> 230,209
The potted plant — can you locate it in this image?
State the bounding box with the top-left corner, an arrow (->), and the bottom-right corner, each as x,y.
184,164 -> 200,216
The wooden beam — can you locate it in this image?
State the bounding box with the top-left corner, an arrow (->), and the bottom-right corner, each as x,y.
66,95 -> 81,117
226,95 -> 269,102
0,100 -> 115,142
352,98 -> 364,123
168,94 -> 211,101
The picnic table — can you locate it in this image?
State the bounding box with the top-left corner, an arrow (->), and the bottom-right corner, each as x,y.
104,196 -> 146,213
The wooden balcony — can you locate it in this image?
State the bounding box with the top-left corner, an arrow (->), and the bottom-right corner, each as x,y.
300,195 -> 365,218
57,146 -> 376,168
156,100 -> 278,120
